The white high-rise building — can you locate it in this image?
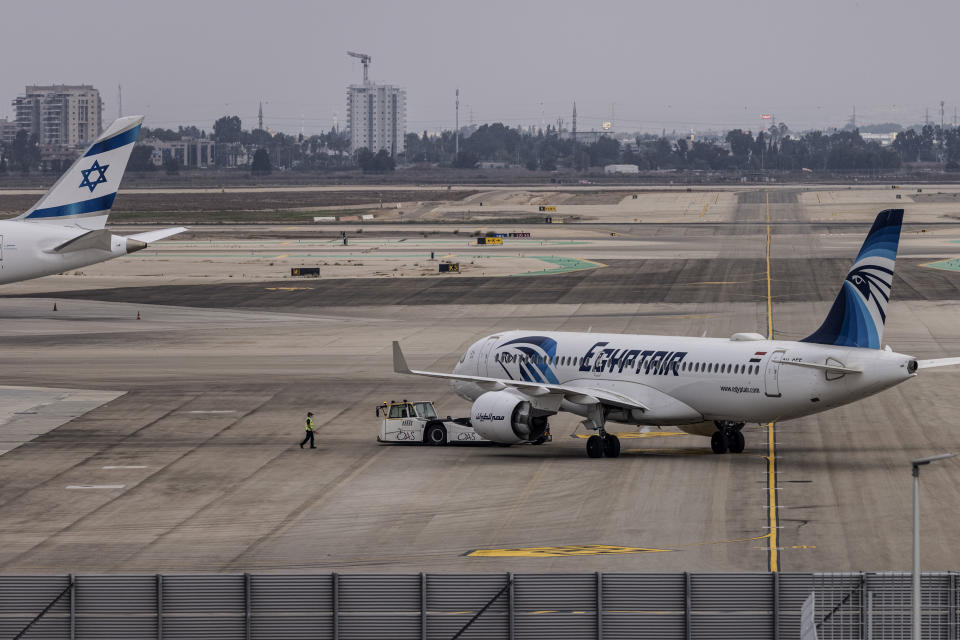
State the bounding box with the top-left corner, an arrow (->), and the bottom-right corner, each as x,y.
12,85 -> 102,148
346,83 -> 406,156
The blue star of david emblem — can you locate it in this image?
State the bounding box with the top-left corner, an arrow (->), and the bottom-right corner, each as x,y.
79,159 -> 109,193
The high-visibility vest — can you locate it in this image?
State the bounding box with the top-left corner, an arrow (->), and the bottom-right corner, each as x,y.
305,417 -> 314,431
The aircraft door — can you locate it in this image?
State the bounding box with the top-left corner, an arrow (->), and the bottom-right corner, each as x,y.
764,350 -> 785,398
477,337 -> 499,376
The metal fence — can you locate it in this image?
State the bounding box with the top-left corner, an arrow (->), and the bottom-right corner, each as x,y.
0,572 -> 956,640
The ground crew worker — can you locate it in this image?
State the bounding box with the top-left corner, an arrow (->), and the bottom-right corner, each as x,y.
300,412 -> 316,449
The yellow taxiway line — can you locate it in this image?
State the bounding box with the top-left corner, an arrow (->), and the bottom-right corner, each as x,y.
765,192 -> 780,573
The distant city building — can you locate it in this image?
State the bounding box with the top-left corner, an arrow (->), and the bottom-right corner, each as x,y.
0,118 -> 16,146
604,164 -> 640,175
561,130 -> 609,144
214,142 -> 251,168
11,85 -> 102,148
145,138 -> 216,168
346,83 -> 406,156
861,132 -> 897,147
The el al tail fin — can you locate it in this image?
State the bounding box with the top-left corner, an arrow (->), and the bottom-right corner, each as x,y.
16,115 -> 144,230
800,209 -> 903,349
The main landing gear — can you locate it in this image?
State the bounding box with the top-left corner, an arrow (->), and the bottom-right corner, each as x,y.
711,421 -> 745,454
583,405 -> 620,458
586,431 -> 620,459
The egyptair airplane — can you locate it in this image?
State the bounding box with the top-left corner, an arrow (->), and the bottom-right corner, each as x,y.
394,209 -> 960,458
0,115 -> 185,285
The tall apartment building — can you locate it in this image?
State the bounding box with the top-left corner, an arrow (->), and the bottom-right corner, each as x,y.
12,85 -> 102,148
346,83 -> 406,156
0,118 -> 16,146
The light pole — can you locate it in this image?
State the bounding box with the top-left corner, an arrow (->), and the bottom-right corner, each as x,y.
912,452 -> 956,639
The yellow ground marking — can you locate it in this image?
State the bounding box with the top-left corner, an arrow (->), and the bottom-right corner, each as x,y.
573,431 -> 686,439
265,287 -> 313,291
766,193 -> 773,340
272,254 -> 289,259
467,544 -> 671,558
765,192 -> 780,573
792,545 -> 817,550
700,203 -> 708,217
675,533 -> 771,548
469,534 -> 773,559
578,258 -> 608,268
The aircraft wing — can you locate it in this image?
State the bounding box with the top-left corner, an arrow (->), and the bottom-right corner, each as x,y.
916,357 -> 960,370
392,341 -> 648,411
126,227 -> 188,243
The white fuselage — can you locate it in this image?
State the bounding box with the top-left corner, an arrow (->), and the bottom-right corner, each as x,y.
0,220 -> 131,284
452,330 -> 916,433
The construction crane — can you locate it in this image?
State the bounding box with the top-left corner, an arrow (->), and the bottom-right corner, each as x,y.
347,51 -> 371,84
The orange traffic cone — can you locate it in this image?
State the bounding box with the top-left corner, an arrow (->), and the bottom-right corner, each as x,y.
136,311 -> 141,320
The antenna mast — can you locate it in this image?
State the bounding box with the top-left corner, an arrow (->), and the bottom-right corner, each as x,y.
455,88 -> 460,156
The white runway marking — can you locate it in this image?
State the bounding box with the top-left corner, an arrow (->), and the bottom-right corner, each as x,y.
66,484 -> 126,490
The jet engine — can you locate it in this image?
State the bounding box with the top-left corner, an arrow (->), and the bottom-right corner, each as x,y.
470,390 -> 550,443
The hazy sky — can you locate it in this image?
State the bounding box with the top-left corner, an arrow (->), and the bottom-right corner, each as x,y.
3,0 -> 958,135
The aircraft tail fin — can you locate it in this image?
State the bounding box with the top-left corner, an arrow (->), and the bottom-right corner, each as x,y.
800,209 -> 903,349
16,115 -> 144,230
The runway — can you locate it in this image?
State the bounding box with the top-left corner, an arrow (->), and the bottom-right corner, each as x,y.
0,187 -> 958,574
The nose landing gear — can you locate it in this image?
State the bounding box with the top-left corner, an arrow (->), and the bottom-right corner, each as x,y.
711,421 -> 745,454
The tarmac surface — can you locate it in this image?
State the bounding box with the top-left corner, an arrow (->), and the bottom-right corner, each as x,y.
0,186 -> 959,574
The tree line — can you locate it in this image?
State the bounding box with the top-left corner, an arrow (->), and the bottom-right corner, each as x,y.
4,114 -> 960,175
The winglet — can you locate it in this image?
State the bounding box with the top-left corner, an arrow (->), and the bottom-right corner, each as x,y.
393,341 -> 412,374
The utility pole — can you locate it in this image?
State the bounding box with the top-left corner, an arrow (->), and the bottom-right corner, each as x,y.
911,454 -> 957,640
455,88 -> 459,156
940,100 -> 945,130
258,102 -> 264,131
572,101 -> 577,143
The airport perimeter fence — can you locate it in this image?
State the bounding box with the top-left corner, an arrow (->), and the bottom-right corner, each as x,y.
0,571 -> 957,640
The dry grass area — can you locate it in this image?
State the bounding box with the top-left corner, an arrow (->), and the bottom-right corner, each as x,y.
0,190 -> 477,215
